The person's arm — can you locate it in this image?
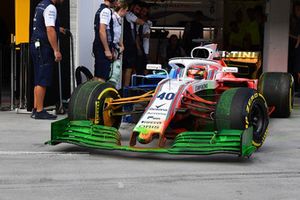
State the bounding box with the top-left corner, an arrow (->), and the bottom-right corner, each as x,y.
143,33 -> 150,39
46,26 -> 61,62
127,12 -> 145,25
180,47 -> 187,57
99,8 -> 113,60
294,18 -> 300,48
118,21 -> 124,53
99,23 -> 112,60
136,26 -> 143,55
119,41 -> 124,53
296,35 -> 300,48
136,18 -> 145,25
44,5 -> 61,62
136,38 -> 143,55
59,27 -> 67,35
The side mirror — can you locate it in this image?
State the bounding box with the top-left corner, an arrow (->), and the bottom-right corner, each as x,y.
222,67 -> 238,73
146,64 -> 162,70
146,64 -> 169,78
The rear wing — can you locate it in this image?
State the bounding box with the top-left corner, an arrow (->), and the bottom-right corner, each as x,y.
219,51 -> 262,78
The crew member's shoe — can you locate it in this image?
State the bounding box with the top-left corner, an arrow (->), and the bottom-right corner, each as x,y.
35,110 -> 57,120
31,108 -> 37,118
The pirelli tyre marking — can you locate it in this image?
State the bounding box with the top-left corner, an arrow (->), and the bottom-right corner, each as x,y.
95,87 -> 120,127
245,93 -> 269,147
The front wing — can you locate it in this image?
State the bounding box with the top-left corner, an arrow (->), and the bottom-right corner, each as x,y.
46,118 -> 256,157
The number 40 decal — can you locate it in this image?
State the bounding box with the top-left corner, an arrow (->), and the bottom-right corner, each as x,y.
157,92 -> 175,100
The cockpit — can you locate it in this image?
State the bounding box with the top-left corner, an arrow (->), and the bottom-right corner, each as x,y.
187,65 -> 207,80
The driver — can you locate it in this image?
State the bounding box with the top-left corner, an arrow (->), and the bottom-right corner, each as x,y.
187,66 -> 207,79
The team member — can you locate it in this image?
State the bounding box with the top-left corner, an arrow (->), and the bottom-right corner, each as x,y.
183,10 -> 204,53
107,1 -> 128,87
112,1 -> 128,56
30,0 -> 65,120
136,2 -> 152,75
122,0 -> 145,87
93,0 -> 117,82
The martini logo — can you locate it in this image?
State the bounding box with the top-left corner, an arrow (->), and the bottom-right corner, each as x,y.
221,51 -> 259,59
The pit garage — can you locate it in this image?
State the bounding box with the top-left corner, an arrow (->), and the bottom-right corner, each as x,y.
0,0 -> 297,109
0,0 -> 300,199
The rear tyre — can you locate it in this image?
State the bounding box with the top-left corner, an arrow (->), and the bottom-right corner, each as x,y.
258,72 -> 294,118
216,88 -> 269,148
68,80 -> 122,128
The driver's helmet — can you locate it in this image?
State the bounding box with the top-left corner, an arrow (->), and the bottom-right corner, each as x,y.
187,65 -> 207,79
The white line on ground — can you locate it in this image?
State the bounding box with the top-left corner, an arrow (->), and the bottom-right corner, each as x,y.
0,151 -> 89,155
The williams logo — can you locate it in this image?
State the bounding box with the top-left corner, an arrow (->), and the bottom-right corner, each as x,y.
155,103 -> 166,109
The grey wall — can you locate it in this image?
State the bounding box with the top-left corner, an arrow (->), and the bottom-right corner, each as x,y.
263,0 -> 291,72
71,0 -> 103,76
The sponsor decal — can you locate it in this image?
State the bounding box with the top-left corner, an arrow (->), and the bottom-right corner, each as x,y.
221,51 -> 259,59
222,67 -> 238,73
155,103 -> 166,109
147,112 -> 167,116
141,121 -> 162,124
146,116 -> 161,120
95,100 -> 100,124
195,83 -> 208,91
149,108 -> 168,112
157,92 -> 175,100
138,125 -> 160,129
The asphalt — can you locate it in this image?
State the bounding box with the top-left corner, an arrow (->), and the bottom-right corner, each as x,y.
0,98 -> 300,200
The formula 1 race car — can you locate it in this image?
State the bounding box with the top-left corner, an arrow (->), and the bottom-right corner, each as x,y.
47,44 -> 294,158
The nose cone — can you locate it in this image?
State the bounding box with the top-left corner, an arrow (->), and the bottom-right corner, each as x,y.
137,131 -> 158,144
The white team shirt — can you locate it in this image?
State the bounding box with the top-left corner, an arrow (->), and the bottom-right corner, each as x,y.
112,12 -> 122,44
99,7 -> 113,42
137,20 -> 152,54
43,4 -> 57,27
125,12 -> 138,30
143,20 -> 152,34
99,7 -> 112,26
143,20 -> 152,54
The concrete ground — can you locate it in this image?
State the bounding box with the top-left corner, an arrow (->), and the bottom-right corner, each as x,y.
0,98 -> 300,200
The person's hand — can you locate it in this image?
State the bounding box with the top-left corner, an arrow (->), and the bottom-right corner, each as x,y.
119,46 -> 124,53
143,33 -> 150,39
296,35 -> 300,48
104,50 -> 113,60
54,50 -> 62,62
60,27 -> 66,35
137,47 -> 143,56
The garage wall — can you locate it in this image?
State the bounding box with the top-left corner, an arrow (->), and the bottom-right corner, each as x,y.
70,0 -> 103,75
71,0 -> 292,74
70,0 -> 77,65
263,0 -> 291,72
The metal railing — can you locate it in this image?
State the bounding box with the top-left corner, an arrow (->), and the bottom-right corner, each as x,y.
0,43 -> 13,111
0,44 -> 3,109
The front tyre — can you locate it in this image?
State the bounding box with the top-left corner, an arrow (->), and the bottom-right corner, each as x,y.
68,80 -> 122,128
216,88 -> 269,148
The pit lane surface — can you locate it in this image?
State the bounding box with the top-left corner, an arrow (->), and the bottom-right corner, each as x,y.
0,98 -> 300,200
